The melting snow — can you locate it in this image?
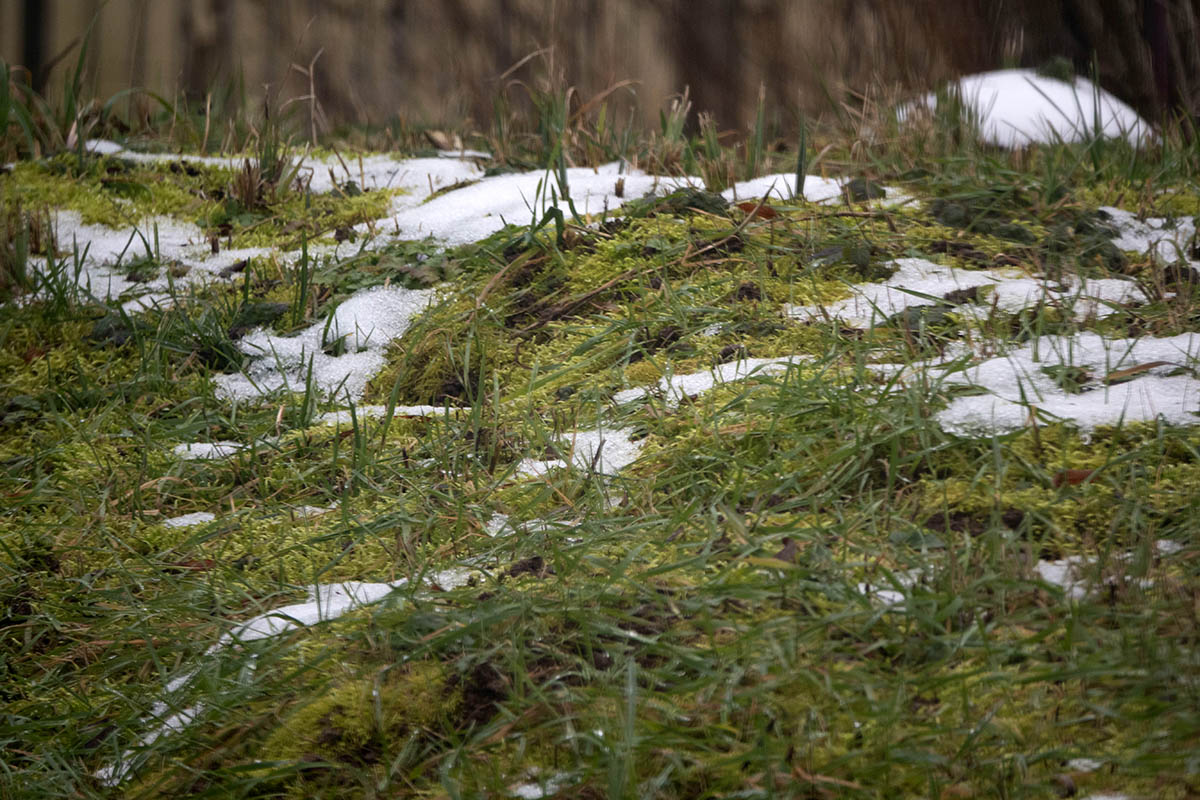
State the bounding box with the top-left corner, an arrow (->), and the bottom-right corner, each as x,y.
614,356 -> 806,406
172,441 -> 245,460
160,512 -> 217,528
98,567 -> 475,785
724,173 -> 908,206
901,69 -> 1153,148
386,162 -> 695,245
1101,206 -> 1199,266
515,427 -> 643,478
931,332 -> 1200,436
214,285 -> 435,402
786,257 -> 1148,329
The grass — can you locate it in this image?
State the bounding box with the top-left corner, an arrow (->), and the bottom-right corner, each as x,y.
2,52 -> 1200,800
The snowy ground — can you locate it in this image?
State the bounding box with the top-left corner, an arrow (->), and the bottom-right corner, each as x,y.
11,72 -> 1185,794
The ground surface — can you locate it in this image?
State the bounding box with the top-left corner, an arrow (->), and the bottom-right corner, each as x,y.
2,119 -> 1200,799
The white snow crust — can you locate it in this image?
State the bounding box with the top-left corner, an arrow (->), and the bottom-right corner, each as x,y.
786,257 -> 1148,329
613,356 -> 806,406
172,441 -> 245,460
160,512 -> 217,528
902,69 -> 1153,148
515,427 -> 643,478
932,332 -> 1200,436
387,163 -> 694,245
213,285 -> 435,402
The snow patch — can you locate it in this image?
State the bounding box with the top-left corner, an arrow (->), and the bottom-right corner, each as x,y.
901,69 -> 1153,148
931,332 -> 1200,436
160,512 -> 217,528
386,163 -> 696,246
214,285 -> 435,403
99,566 -> 476,785
614,356 -> 806,406
785,257 -> 1148,329
515,427 -> 643,478
172,441 -> 245,460
315,404 -> 471,426
723,173 -> 908,206
1100,206 -> 1199,266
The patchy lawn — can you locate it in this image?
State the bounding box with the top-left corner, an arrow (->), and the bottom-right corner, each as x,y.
3,94 -> 1200,799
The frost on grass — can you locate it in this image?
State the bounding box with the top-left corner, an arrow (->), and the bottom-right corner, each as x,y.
215,285 -> 436,403
785,257 -> 1149,329
931,332 -> 1200,436
900,69 -> 1153,148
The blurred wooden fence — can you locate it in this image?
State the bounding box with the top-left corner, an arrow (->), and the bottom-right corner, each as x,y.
1,0 -> 1196,135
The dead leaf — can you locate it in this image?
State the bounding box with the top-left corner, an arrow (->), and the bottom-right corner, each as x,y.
1103,361 -> 1173,384
773,537 -> 800,563
737,200 -> 778,220
507,556 -> 553,578
424,129 -> 463,151
1053,468 -> 1095,488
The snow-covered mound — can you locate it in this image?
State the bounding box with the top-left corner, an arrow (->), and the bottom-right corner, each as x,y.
902,69 -> 1153,148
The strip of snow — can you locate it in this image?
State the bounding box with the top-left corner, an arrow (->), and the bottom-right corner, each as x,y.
309,155 -> 481,197
515,427 -> 643,478
84,139 -> 126,155
613,356 -> 806,406
723,173 -> 909,206
785,258 -> 1148,329
315,403 -> 471,426
856,569 -> 922,607
931,332 -> 1200,436
899,69 -> 1153,148
214,285 -> 435,402
437,148 -> 491,160
160,512 -> 217,528
172,441 -> 245,460
98,567 -> 475,785
1100,206 -> 1198,266
83,140 -> 484,197
385,163 -> 697,246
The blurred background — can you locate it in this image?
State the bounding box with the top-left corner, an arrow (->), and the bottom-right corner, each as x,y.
1,0 -> 1197,140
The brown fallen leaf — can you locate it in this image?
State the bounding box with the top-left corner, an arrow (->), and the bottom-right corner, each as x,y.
737,200 -> 778,220
1103,360 -> 1173,384
773,537 -> 800,563
424,129 -> 463,151
1053,468 -> 1095,488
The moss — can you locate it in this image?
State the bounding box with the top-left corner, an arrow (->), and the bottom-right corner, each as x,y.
249,661 -> 456,795
4,156 -> 399,253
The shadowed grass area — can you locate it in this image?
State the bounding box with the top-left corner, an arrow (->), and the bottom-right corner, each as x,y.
2,55 -> 1200,800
